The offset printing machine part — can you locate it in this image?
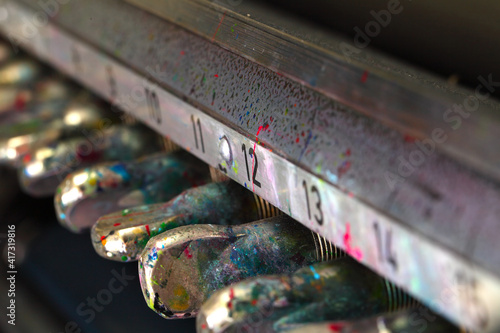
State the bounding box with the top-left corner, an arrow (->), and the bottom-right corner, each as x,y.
0,0 -> 498,332
56,150 -> 211,233
92,180 -> 270,262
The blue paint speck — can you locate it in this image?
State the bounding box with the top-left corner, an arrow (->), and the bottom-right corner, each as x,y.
149,247 -> 158,261
309,266 -> 320,280
110,164 -> 131,181
326,170 -> 338,184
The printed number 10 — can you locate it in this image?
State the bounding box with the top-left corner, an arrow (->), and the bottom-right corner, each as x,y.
145,88 -> 161,125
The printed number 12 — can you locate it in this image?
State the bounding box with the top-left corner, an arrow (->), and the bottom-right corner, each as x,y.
242,144 -> 261,188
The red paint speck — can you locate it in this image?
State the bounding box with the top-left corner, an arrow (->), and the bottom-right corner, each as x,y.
113,223 -> 121,227
229,288 -> 235,300
76,144 -> 103,162
211,12 -> 227,41
345,149 -> 351,156
296,137 -> 300,143
361,70 -> 369,83
251,299 -> 257,306
294,104 -> 297,107
100,236 -> 106,241
404,134 -> 416,143
180,51 -> 185,55
22,153 -> 31,163
182,171 -> 203,187
343,223 -> 363,260
329,323 -> 343,332
337,161 -> 351,179
201,324 -> 207,329
214,74 -> 219,78
145,225 -> 151,237
184,247 -> 193,259
255,125 -> 264,138
251,125 -> 270,191
269,116 -> 273,122
14,94 -> 27,110
301,131 -> 305,137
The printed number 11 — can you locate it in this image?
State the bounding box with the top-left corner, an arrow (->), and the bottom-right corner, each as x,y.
191,115 -> 204,153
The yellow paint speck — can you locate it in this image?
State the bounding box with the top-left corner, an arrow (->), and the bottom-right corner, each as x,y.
167,284 -> 190,311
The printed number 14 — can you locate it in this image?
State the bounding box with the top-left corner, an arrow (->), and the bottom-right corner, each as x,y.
373,221 -> 397,271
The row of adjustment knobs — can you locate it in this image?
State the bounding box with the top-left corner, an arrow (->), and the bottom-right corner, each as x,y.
0,41 -> 467,332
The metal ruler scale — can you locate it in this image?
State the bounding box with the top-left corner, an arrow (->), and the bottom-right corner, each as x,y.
0,1 -> 499,331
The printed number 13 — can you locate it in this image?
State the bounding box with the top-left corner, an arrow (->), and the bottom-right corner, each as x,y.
303,180 -> 323,225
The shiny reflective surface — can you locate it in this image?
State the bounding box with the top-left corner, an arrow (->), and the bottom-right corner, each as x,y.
139,216 -> 337,319
19,124 -> 163,197
92,181 -> 263,261
0,86 -> 32,116
55,150 -> 210,233
285,309 -> 459,333
197,258 -> 416,332
0,76 -> 73,118
0,92 -> 120,166
0,58 -> 42,86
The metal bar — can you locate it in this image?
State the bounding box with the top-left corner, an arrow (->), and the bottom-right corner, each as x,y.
126,0 -> 500,184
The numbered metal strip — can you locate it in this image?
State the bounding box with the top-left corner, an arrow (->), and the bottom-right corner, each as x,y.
1,1 -> 499,331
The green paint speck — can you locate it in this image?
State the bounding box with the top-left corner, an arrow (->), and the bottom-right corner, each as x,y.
232,160 -> 239,174
121,256 -> 128,261
316,162 -> 322,173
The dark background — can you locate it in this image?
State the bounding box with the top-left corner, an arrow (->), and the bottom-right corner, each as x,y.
257,0 -> 500,99
0,166 -> 196,333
